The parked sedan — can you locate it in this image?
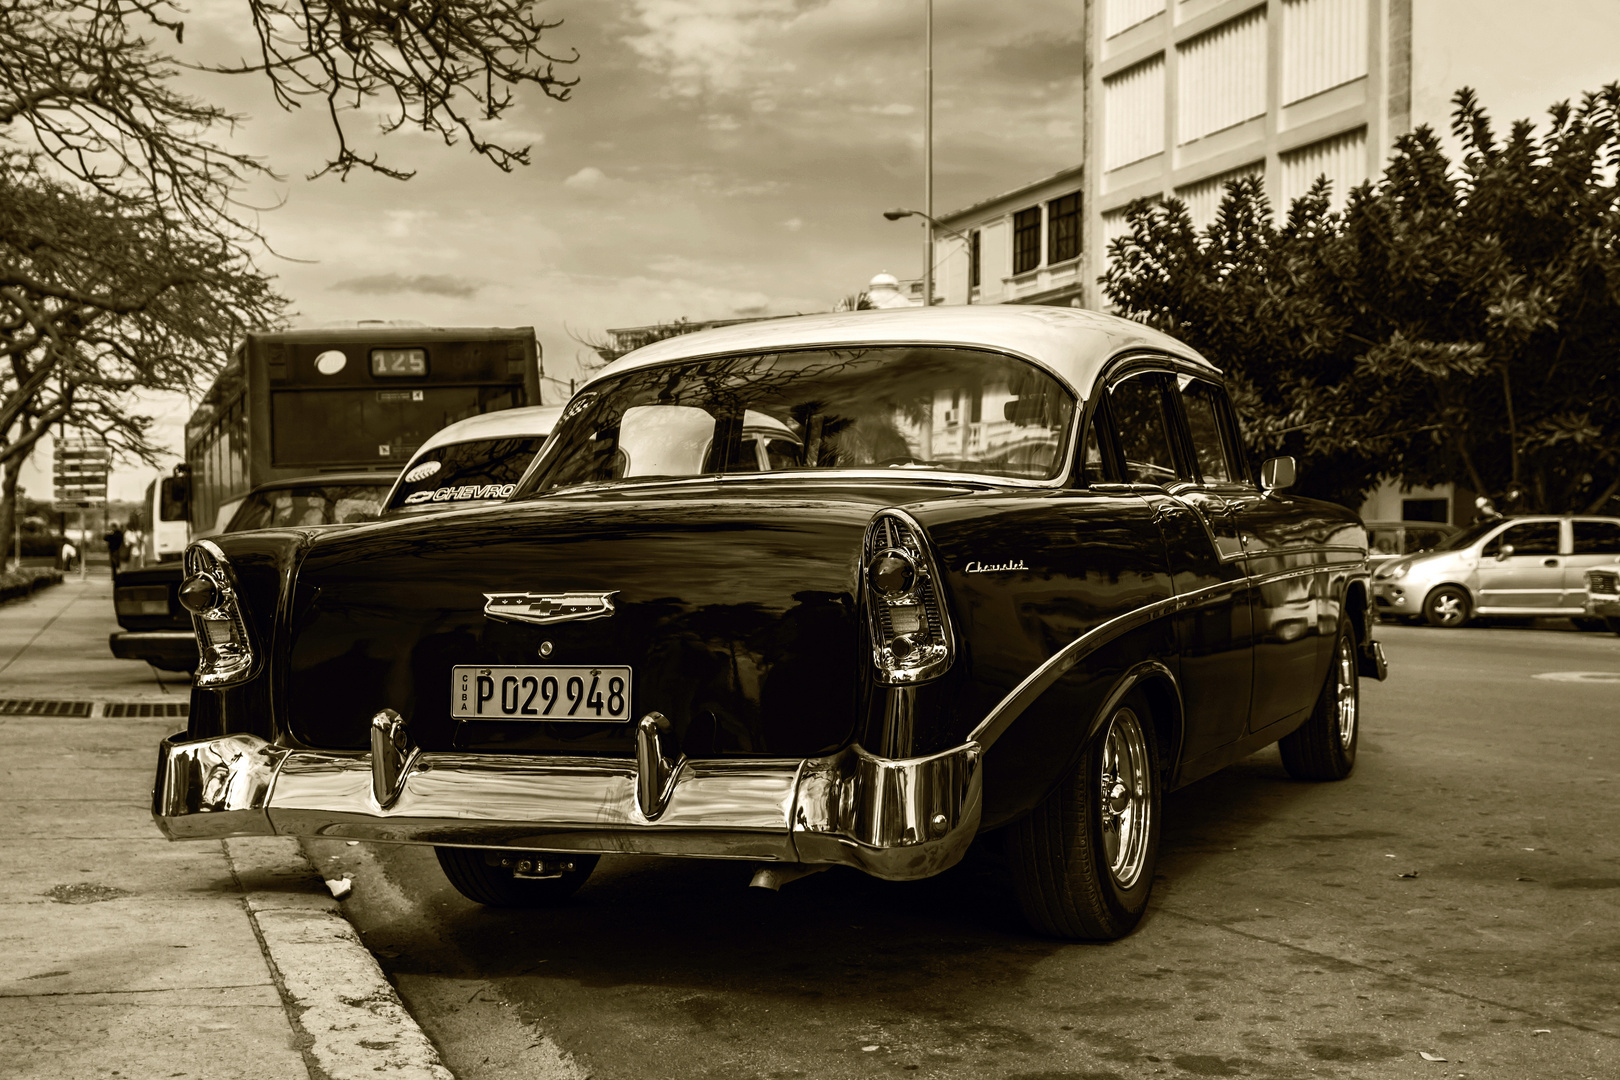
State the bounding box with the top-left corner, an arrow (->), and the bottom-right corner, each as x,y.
152,306 -> 1385,940
110,473 -> 392,671
1372,515 -> 1620,627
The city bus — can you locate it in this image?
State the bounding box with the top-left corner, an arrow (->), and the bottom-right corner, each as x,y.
185,324 -> 541,535
136,472 -> 190,564
110,324 -> 542,669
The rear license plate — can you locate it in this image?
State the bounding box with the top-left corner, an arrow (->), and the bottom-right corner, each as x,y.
451,666 -> 632,721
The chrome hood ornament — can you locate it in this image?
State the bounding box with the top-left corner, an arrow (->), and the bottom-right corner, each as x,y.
482,591 -> 619,626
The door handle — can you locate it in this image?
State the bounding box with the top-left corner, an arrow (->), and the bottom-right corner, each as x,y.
1543,558 -> 1560,567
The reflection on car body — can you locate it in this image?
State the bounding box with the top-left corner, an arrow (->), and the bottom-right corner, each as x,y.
152,306 -> 1385,940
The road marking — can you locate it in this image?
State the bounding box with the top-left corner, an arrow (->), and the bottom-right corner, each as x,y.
1532,671 -> 1620,682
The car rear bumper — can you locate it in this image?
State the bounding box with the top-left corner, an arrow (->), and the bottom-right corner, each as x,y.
109,630 -> 198,668
151,726 -> 984,882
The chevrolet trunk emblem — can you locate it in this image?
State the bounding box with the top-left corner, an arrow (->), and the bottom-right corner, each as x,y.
482,591 -> 619,626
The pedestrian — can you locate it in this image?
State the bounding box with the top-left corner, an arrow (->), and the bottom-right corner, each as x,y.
104,522 -> 125,572
60,537 -> 78,571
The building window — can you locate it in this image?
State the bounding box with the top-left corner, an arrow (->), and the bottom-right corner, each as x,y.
1048,193 -> 1081,264
969,230 -> 981,289
1280,127 -> 1367,212
1282,0 -> 1370,105
1013,207 -> 1041,275
1177,8 -> 1267,144
1103,54 -> 1165,171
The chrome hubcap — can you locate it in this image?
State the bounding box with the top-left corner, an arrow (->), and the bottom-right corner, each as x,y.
1433,593 -> 1462,624
1099,706 -> 1152,889
1335,635 -> 1357,750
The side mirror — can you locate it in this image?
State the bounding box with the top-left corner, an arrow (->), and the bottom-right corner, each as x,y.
1495,544 -> 1515,561
1259,456 -> 1295,494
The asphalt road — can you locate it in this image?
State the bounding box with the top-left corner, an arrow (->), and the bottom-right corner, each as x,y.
309,622 -> 1620,1080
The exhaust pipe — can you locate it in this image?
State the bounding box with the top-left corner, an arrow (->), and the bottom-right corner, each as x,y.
748,864 -> 827,891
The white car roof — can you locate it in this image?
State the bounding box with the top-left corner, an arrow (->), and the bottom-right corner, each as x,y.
583,306 -> 1219,399
410,405 -> 565,458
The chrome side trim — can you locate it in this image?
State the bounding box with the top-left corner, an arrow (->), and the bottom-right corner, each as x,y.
969,559 -> 1368,751
151,733 -> 283,840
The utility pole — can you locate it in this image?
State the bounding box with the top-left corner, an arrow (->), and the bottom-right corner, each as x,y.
922,0 -> 934,307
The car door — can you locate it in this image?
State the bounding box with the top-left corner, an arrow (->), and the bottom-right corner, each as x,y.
1565,519 -> 1620,607
1098,366 -> 1254,762
1474,519 -> 1563,612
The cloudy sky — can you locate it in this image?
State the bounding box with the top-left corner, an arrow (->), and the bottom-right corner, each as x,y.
24,0 -> 1086,501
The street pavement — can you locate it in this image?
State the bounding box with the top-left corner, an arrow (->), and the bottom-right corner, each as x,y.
5,576 -> 1617,1079
312,621 -> 1620,1080
0,574 -> 450,1080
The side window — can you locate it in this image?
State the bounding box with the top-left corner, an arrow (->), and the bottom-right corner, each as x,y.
1483,521 -> 1559,557
1106,372 -> 1181,485
1178,377 -> 1233,483
1573,520 -> 1620,555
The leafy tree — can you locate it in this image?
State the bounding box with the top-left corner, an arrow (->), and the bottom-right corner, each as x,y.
0,0 -> 578,560
1102,85 -> 1620,515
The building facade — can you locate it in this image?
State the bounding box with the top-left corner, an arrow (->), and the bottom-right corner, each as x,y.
933,165 -> 1087,308
926,0 -> 1617,524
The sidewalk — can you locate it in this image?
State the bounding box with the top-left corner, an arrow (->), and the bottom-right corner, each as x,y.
0,576 -> 452,1079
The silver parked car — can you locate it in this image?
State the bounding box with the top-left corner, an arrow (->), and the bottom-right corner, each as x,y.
1373,515 -> 1620,627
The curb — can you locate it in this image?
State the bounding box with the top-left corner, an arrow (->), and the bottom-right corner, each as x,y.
223,837 -> 453,1080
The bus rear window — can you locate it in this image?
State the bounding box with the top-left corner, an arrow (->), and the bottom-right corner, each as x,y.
270,386 -> 525,466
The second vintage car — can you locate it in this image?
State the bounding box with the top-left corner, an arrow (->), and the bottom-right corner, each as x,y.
152,306 -> 1385,940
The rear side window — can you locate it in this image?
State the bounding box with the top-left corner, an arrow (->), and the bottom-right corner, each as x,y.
1106,372 -> 1180,485
1177,378 -> 1234,483
1573,520 -> 1620,555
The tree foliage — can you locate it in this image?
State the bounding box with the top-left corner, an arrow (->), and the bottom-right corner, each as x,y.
1102,85 -> 1620,514
0,0 -> 577,557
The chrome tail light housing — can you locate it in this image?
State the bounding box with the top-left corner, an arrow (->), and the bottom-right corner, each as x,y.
181,540 -> 257,688
863,510 -> 955,684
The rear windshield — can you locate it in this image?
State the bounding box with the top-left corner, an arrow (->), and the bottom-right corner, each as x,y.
386,436 -> 548,510
226,483 -> 387,531
520,346 -> 1076,492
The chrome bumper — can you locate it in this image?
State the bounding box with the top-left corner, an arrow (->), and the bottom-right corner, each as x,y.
151,728 -> 983,882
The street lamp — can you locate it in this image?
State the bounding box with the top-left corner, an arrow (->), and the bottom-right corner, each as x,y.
883,208 -> 973,305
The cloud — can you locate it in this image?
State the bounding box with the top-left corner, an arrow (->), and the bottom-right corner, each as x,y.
330,274 -> 483,299
782,218 -> 803,232
564,166 -> 609,188
857,103 -> 917,117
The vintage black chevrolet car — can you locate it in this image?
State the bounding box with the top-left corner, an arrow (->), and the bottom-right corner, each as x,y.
153,306 -> 1385,940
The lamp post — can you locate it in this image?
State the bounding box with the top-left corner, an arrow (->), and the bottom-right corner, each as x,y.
883,207 -> 973,303
923,0 -> 933,306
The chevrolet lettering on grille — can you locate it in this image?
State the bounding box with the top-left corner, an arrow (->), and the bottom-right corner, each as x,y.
482,591 -> 619,626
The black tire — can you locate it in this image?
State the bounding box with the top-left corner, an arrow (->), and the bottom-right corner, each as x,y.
1571,617 -> 1607,632
1279,622 -> 1358,781
1607,617 -> 1620,636
434,848 -> 598,908
1007,689 -> 1161,940
1423,584 -> 1471,628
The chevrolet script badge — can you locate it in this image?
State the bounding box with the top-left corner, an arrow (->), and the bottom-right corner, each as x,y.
482,591 -> 619,626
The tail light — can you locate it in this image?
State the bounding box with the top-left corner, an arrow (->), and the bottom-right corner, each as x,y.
863,510 -> 954,684
180,540 -> 256,688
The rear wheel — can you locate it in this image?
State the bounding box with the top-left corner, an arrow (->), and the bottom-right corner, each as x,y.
434,848 -> 598,908
1007,689 -> 1161,940
1571,617 -> 1607,632
1279,622 -> 1358,781
1423,585 -> 1471,628
1608,617 -> 1620,636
